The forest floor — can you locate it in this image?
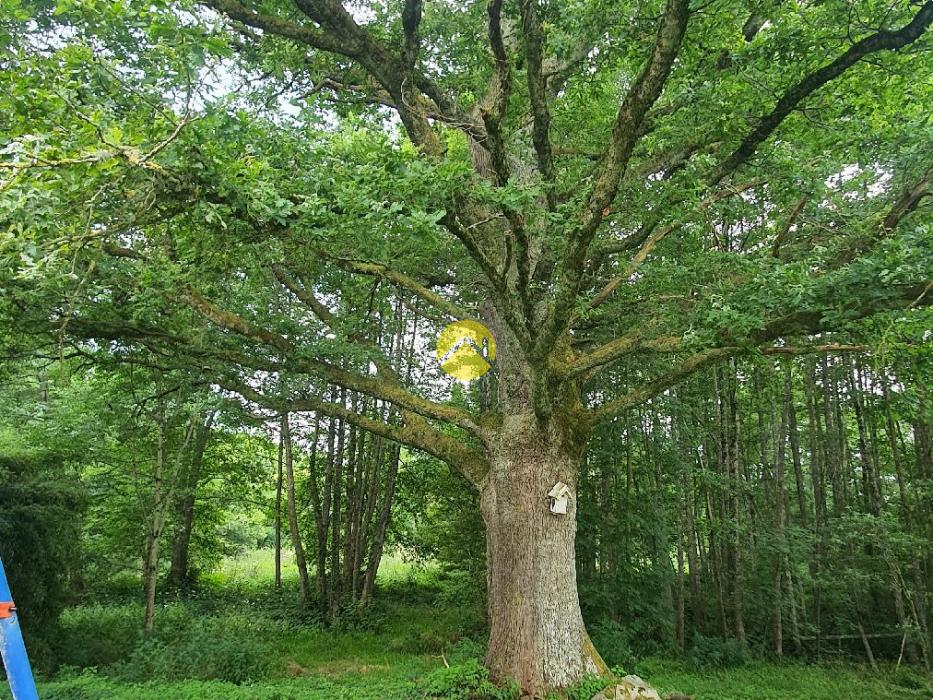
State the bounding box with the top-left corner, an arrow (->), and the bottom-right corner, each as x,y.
5,551 -> 929,700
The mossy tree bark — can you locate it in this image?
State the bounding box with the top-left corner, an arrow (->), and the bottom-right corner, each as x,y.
480,413 -> 607,695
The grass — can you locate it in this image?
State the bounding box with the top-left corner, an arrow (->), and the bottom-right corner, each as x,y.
3,550 -> 929,700
643,658 -> 930,700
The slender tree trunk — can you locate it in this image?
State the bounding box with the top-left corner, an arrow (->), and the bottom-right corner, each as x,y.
274,423 -> 283,591
785,566 -> 803,654
716,365 -> 745,642
881,377 -> 909,516
850,362 -> 879,515
307,418 -> 326,600
282,414 -> 312,606
675,525 -> 686,653
143,406 -> 195,633
360,443 -> 401,605
341,420 -> 359,592
142,522 -> 162,635
684,433 -> 704,631
785,363 -> 809,528
329,403 -> 346,617
168,412 -> 214,588
772,371 -> 788,656
142,418 -> 166,635
805,359 -> 826,652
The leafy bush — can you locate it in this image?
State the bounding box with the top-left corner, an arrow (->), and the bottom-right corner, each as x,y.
687,634 -> 748,669
890,665 -> 932,693
53,605 -> 276,683
330,599 -> 387,632
432,570 -> 487,636
563,674 -> 614,700
588,620 -> 636,669
55,604 -> 142,668
444,638 -> 486,665
0,446 -> 85,662
113,617 -> 275,684
407,660 -> 518,700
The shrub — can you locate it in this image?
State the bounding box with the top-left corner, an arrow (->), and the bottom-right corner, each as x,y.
54,604 -> 141,669
444,638 -> 486,665
407,659 -> 518,700
0,447 -> 85,662
330,599 -> 387,632
113,617 -> 275,684
588,620 -> 636,669
890,665 -> 932,693
687,633 -> 748,669
563,674 -> 614,700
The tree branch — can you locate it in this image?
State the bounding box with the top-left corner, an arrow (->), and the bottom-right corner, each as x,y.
180,285 -> 484,435
222,379 -> 490,485
584,180 -> 762,312
204,0 -> 348,54
324,256 -> 472,320
593,347 -> 734,419
520,0 -> 556,208
709,2 -> 933,184
538,0 -> 691,357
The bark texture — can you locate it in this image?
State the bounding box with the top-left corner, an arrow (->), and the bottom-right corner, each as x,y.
480,412 -> 606,695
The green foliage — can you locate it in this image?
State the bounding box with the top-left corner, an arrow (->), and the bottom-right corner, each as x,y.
562,674 -> 613,700
686,634 -> 749,670
54,604 -> 142,669
0,437 -> 84,660
644,659 -> 930,700
587,621 -> 636,670
54,604 -> 274,683
1,0 -> 932,694
407,660 -> 518,700
11,659 -> 924,700
0,563 -> 925,700
113,619 -> 274,685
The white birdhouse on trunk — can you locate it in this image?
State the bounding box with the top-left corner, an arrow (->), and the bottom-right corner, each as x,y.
547,481 -> 571,515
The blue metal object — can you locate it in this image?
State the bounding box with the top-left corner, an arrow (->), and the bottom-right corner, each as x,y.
0,556 -> 40,700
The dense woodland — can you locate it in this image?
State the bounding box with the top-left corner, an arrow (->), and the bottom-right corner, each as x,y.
1,0 -> 932,698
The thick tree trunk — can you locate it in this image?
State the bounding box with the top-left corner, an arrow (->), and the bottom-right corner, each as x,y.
479,412 -> 607,696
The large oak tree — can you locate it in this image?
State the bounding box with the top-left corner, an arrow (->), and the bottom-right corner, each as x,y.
2,0 -> 932,693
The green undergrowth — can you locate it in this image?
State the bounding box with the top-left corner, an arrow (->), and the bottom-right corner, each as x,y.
2,558 -> 929,700
8,659 -> 929,700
